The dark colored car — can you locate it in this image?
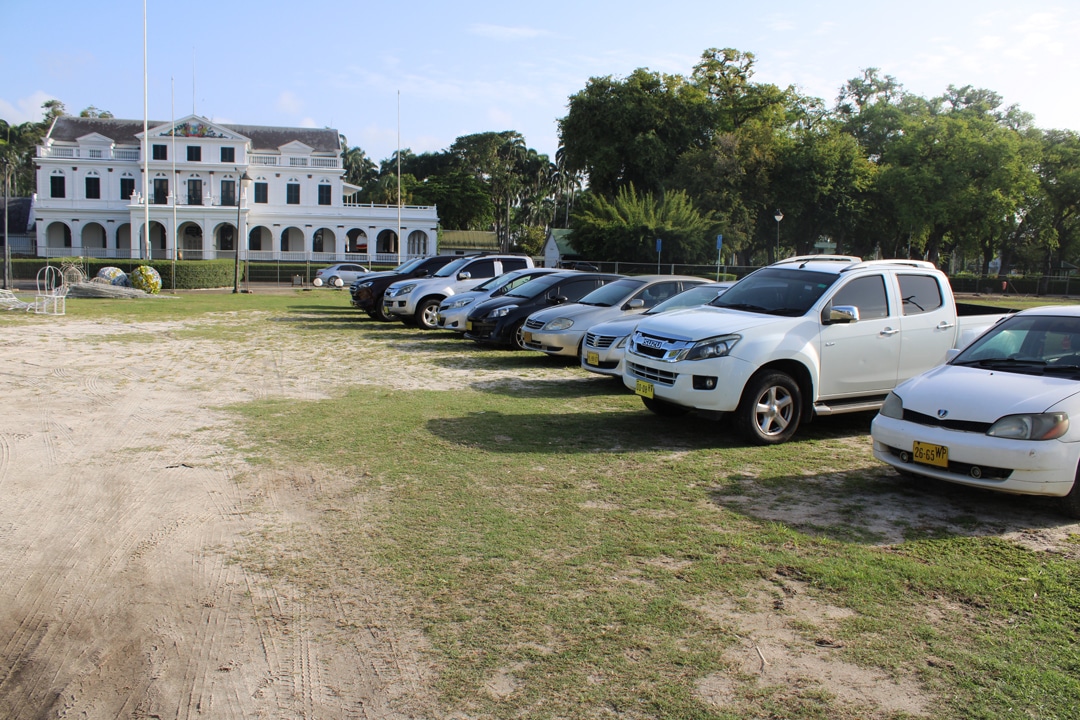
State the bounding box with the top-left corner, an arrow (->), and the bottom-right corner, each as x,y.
350,255 -> 458,320
464,271 -> 622,349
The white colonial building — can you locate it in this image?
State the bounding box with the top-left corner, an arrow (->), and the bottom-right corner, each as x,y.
33,114 -> 439,263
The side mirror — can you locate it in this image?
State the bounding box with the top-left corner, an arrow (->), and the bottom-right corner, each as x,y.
548,294 -> 568,305
625,299 -> 645,310
457,271 -> 472,281
824,305 -> 860,324
414,269 -> 431,277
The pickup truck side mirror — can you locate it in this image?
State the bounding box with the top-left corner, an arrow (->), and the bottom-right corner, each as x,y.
625,299 -> 645,310
457,271 -> 472,281
824,305 -> 860,324
548,294 -> 568,305
414,269 -> 431,277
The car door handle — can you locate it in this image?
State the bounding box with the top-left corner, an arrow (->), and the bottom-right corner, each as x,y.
880,327 -> 900,336
936,320 -> 955,329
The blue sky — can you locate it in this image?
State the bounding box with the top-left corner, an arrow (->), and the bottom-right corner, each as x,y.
3,1 -> 1078,163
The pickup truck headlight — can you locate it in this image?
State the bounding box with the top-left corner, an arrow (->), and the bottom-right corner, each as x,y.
987,413 -> 1069,440
683,334 -> 740,361
392,283 -> 417,297
879,391 -> 903,419
357,280 -> 373,289
488,304 -> 518,319
544,318 -> 574,331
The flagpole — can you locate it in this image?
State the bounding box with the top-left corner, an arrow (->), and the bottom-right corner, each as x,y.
142,0 -> 150,260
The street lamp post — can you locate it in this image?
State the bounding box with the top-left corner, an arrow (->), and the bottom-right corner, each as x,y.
774,210 -> 784,261
2,156 -> 11,290
232,170 -> 252,294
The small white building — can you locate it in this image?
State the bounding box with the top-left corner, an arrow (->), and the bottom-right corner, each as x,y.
33,114 -> 439,263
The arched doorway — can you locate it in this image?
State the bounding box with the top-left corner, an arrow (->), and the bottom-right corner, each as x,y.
116,223 -> 132,253
312,228 -> 336,254
376,229 -> 398,254
407,229 -> 428,256
249,226 -> 270,252
179,222 -> 204,260
215,222 -> 238,254
346,228 -> 368,253
82,222 -> 108,252
46,221 -> 72,249
280,227 -> 304,253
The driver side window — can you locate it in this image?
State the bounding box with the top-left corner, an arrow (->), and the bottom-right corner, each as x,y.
830,275 -> 889,319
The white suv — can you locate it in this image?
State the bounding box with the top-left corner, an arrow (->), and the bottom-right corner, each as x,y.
383,254 -> 534,329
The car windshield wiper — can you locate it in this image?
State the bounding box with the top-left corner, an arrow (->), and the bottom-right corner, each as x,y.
1043,363 -> 1080,374
717,302 -> 770,314
953,357 -> 1047,368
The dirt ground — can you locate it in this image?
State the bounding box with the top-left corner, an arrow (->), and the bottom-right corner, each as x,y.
2,308 -> 1077,719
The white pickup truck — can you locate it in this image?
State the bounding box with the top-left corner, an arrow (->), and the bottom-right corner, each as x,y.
623,255 -> 1013,444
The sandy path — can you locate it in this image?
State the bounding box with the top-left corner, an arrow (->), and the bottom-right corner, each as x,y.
0,316 -> 440,720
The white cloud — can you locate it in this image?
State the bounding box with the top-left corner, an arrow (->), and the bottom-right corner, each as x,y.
0,91 -> 58,124
299,117 -> 318,128
276,91 -> 303,114
469,24 -> 548,41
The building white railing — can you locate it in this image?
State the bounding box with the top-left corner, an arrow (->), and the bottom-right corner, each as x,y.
38,146 -> 142,160
249,154 -> 279,166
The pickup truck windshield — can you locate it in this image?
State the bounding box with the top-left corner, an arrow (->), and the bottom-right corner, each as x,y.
710,268 -> 838,316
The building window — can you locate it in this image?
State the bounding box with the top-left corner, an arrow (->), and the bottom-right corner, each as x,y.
50,175 -> 65,198
286,183 -> 300,205
221,147 -> 235,163
253,182 -> 268,204
187,146 -> 201,162
187,178 -> 203,205
152,144 -> 167,160
153,178 -> 169,205
85,176 -> 101,199
221,179 -> 236,206
318,184 -> 332,206
120,177 -> 135,199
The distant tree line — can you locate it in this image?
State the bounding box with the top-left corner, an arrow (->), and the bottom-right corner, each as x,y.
7,48 -> 1080,276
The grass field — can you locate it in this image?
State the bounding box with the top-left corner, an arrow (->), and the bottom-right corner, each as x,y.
6,287 -> 1079,719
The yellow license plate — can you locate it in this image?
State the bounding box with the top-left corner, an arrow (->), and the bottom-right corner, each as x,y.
913,441 -> 948,468
524,332 -> 533,343
466,321 -> 473,331
586,351 -> 599,366
635,380 -> 654,399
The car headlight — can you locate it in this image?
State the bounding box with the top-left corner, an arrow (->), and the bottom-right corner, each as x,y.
682,334 -> 740,361
987,413 -> 1069,440
879,391 -> 903,419
544,318 -> 574,331
358,281 -> 373,289
392,283 -> 417,297
447,297 -> 474,309
488,305 -> 518,319
615,335 -> 630,349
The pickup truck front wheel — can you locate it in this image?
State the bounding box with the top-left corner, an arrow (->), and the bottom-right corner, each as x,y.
415,298 -> 442,330
736,371 -> 802,445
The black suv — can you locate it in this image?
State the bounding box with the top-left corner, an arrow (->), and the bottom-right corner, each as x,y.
464,271 -> 622,349
350,255 -> 458,320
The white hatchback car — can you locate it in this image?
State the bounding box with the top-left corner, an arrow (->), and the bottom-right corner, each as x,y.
871,306 -> 1080,517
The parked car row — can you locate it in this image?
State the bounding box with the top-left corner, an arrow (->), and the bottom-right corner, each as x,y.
335,256 -> 1080,518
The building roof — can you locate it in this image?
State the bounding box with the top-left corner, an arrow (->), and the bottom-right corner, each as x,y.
0,197 -> 33,234
46,115 -> 341,154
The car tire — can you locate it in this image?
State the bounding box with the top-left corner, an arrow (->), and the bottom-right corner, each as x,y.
735,370 -> 802,445
368,302 -> 393,322
328,275 -> 341,288
1060,465 -> 1080,519
511,321 -> 528,351
642,396 -> 690,417
415,298 -> 441,330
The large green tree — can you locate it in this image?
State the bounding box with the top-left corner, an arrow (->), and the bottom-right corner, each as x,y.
570,184 -> 717,263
